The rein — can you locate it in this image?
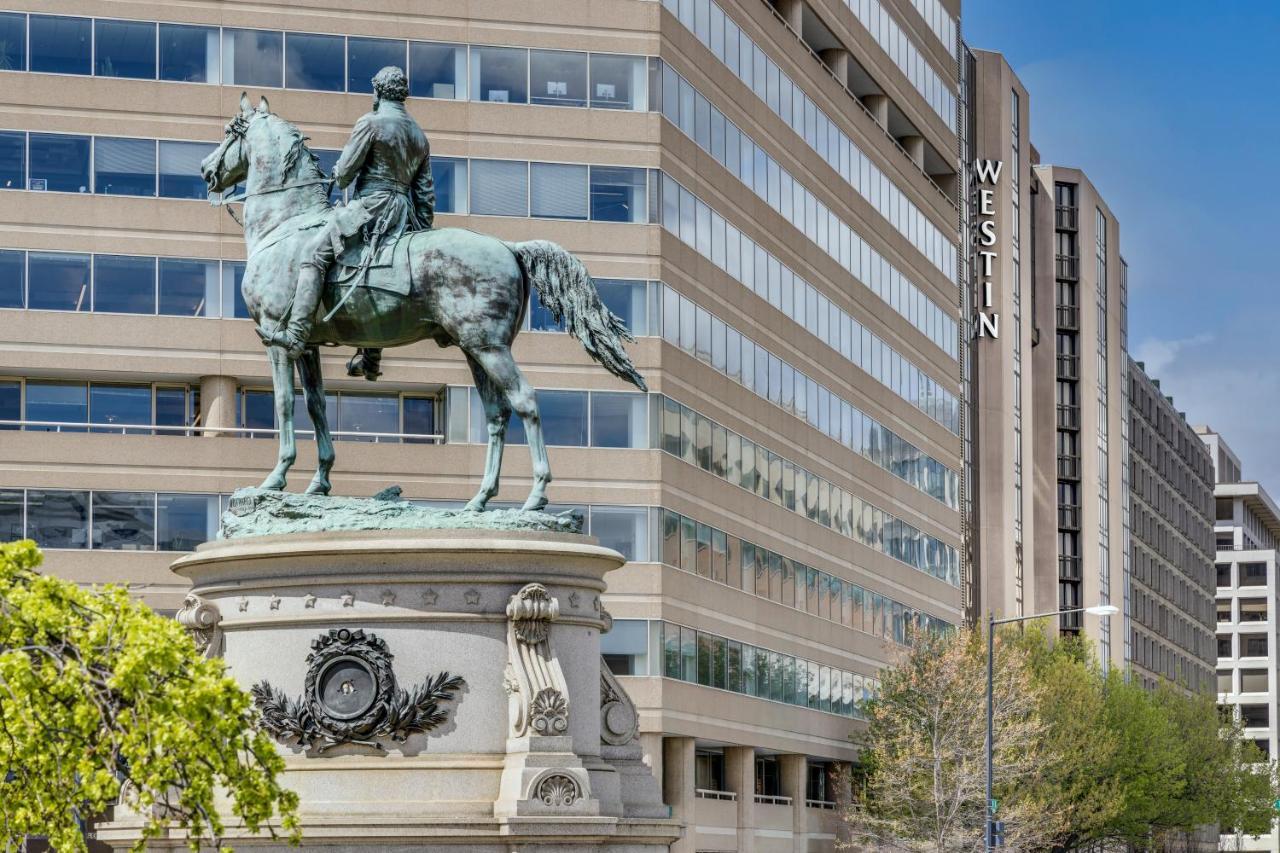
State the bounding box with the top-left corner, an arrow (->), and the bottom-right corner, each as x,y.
210,177 -> 334,228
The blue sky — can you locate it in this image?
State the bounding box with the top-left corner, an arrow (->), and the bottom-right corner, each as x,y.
963,1 -> 1280,487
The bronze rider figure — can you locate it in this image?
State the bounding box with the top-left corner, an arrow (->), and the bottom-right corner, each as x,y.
260,65 -> 434,380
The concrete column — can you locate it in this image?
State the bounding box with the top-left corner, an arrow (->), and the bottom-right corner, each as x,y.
199,375 -> 238,436
640,732 -> 665,787
663,736 -> 696,853
900,134 -> 926,167
776,0 -> 803,33
780,754 -> 808,853
725,746 -> 756,853
863,93 -> 889,127
819,48 -> 850,86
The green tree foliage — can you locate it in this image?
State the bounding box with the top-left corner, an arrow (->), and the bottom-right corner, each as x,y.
844,624 -> 1278,852
0,540 -> 300,851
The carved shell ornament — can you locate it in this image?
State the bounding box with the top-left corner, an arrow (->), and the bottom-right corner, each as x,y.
251,628 -> 464,751
536,773 -> 582,807
529,688 -> 570,735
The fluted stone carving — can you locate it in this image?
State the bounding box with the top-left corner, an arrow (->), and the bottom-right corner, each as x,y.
504,583 -> 570,739
176,593 -> 223,658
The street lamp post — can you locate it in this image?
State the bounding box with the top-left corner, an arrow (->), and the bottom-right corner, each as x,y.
984,603 -> 1119,851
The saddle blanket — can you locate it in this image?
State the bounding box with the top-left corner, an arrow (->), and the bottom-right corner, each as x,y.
327,232 -> 419,297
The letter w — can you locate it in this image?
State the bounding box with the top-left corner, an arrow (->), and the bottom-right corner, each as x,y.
974,159 -> 1003,184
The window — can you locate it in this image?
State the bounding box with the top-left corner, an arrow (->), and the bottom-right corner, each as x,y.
94,19 -> 156,79
402,395 -> 436,441
530,50 -> 586,107
0,249 -> 23,308
590,53 -> 646,110
347,37 -> 405,93
1218,634 -> 1233,657
27,251 -> 90,311
24,381 -> 86,429
222,28 -> 283,88
1217,602 -> 1232,623
156,386 -> 195,431
601,618 -> 648,675
755,756 -> 780,796
29,15 -> 91,75
222,261 -> 249,319
159,140 -> 216,200
1217,669 -> 1232,693
28,133 -> 90,193
0,489 -> 21,541
157,493 -> 218,551
470,159 -> 528,216
1216,563 -> 1232,587
591,506 -> 647,561
0,130 -> 23,189
1241,705 -> 1269,727
93,255 -> 156,314
285,31 -> 344,91
1240,562 -> 1267,586
409,41 -> 466,99
695,749 -> 725,792
430,157 -> 467,214
26,489 -> 89,549
539,390 -> 588,446
159,258 -> 220,317
89,384 -> 152,433
1241,634 -> 1267,657
0,380 -> 18,427
590,166 -> 647,223
596,279 -> 650,336
1240,599 -> 1268,622
336,393 -> 399,439
159,24 -> 219,83
0,12 -> 27,71
530,162 -> 588,220
92,491 -> 155,550
1240,669 -> 1268,693
1254,739 -> 1271,760
471,46 -> 528,104
94,137 -> 156,197
590,392 -> 646,448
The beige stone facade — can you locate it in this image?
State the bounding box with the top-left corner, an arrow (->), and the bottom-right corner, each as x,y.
0,0 -> 964,848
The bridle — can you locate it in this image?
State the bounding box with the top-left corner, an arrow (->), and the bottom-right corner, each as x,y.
207,112 -> 333,227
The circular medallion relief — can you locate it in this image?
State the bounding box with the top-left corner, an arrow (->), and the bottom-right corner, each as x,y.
316,655 -> 377,720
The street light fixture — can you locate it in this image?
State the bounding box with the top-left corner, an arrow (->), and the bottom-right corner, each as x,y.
984,603 -> 1118,850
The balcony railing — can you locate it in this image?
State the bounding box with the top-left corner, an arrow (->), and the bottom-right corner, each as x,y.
1058,504 -> 1081,529
1059,554 -> 1081,580
806,799 -> 837,810
1055,205 -> 1078,230
1056,305 -> 1079,330
1057,405 -> 1081,430
1056,354 -> 1079,381
755,794 -> 794,806
0,420 -> 444,444
695,789 -> 737,801
1057,455 -> 1080,480
1055,255 -> 1079,280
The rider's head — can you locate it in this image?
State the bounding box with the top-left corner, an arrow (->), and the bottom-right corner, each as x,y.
372,66 -> 409,104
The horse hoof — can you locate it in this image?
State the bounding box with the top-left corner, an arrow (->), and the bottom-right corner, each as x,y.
305,483 -> 331,496
463,498 -> 487,512
521,497 -> 548,513
259,478 -> 286,491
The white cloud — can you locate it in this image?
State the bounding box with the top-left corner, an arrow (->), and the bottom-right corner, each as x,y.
1132,333 -> 1213,376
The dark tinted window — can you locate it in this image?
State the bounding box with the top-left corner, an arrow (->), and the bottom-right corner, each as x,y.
158,140 -> 215,200
590,166 -> 647,223
0,12 -> 26,71
0,130 -> 23,189
159,258 -> 219,317
26,489 -> 89,549
94,19 -> 156,79
471,46 -> 527,104
0,381 -> 18,428
285,31 -> 343,91
89,384 -> 152,433
348,37 -> 405,93
0,489 -> 21,540
159,23 -> 219,83
92,491 -> 155,550
94,137 -> 156,196
29,15 -> 91,75
27,252 -> 90,311
28,133 -> 90,193
94,255 -> 156,314
409,41 -> 464,99
0,249 -> 23,308
157,493 -> 216,550
222,28 -> 282,88
530,50 -> 586,108
430,157 -> 466,214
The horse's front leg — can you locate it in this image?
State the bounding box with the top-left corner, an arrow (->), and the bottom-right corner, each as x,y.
297,346 -> 334,495
260,345 -> 298,491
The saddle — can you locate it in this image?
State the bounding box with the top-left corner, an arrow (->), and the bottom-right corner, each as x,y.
326,232 -> 417,297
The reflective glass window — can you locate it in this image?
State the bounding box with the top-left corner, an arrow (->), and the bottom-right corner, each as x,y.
596,279 -> 649,336
471,46 -> 527,104
540,390 -> 588,446
26,489 -> 89,549
241,389 -> 274,431
157,493 -> 217,551
0,249 -> 23,308
159,140 -> 215,200
155,386 -> 192,431
89,384 -> 151,433
94,19 -> 156,79
590,166 -> 646,223
0,130 -> 23,190
30,15 -> 91,75
347,37 -> 405,93
590,53 -> 645,110
591,506 -> 647,561
94,254 -> 156,314
470,159 -> 528,217
0,380 -> 17,429
92,491 -> 155,550
529,287 -> 566,332
402,395 -> 436,441
222,28 -> 283,88
159,23 -> 219,83
530,162 -> 588,220
409,41 -> 466,99
28,133 -> 90,193
222,261 -> 249,319
337,393 -> 399,439
0,12 -> 26,71
285,31 -> 344,91
159,258 -> 220,317
94,137 -> 156,197
0,489 -> 21,540
591,392 -> 646,448
430,157 -> 467,214
530,50 -> 586,107
27,251 -> 90,311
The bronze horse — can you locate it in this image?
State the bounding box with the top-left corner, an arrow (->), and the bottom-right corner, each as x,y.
201,94 -> 645,511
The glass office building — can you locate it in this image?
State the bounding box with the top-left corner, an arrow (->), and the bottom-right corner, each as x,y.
0,1 -> 963,848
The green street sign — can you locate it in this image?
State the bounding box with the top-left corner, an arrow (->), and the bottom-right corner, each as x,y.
990,798 -> 999,814
1272,798 -> 1280,811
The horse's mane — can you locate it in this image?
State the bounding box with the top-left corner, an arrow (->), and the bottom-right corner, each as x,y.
282,128 -> 323,179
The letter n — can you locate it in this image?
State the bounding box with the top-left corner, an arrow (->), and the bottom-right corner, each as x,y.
975,313 -> 1000,338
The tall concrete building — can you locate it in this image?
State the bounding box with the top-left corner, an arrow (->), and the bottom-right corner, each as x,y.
1198,427 -> 1280,851
0,0 -> 965,849
1126,358 -> 1215,693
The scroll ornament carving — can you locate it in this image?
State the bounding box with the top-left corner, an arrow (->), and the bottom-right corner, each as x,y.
599,659 -> 640,746
176,593 -> 223,658
505,583 -> 570,738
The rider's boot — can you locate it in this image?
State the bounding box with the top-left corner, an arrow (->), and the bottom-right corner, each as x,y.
346,348 -> 384,382
265,264 -> 323,357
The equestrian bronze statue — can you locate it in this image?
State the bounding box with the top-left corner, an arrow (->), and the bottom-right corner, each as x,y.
200,83 -> 646,512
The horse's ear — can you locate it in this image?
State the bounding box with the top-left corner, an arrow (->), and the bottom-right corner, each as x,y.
239,92 -> 251,115
256,95 -> 270,114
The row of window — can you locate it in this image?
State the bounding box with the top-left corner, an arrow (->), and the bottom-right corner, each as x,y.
0,13 -> 649,110
660,172 -> 959,433
660,285 -> 957,506
657,395 -> 959,585
238,389 -> 437,441
0,488 -> 221,551
660,0 -> 958,279
0,380 -> 197,432
903,0 -> 957,51
659,507 -> 952,643
1216,561 -> 1269,589
1217,667 -> 1270,696
656,60 -> 957,358
1217,596 -> 1268,625
444,387 -> 649,450
1217,632 -> 1270,660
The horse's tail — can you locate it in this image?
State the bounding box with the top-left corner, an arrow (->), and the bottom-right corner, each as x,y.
506,240 -> 647,391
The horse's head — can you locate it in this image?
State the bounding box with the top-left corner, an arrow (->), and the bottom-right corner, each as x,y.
201,93 -> 316,196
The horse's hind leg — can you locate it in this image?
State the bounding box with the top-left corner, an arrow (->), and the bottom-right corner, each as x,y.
297,346 -> 334,495
462,352 -> 511,512
260,345 -> 298,491
465,345 -> 550,512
